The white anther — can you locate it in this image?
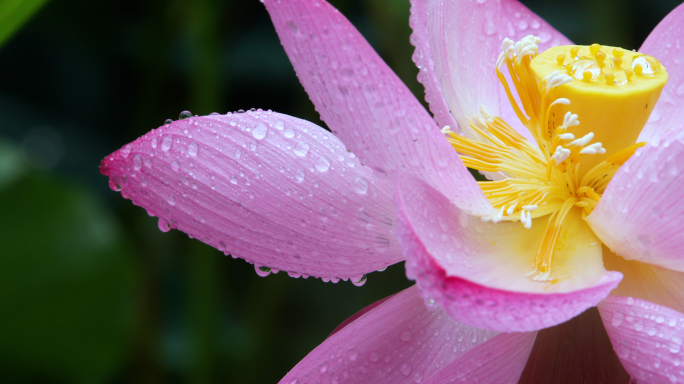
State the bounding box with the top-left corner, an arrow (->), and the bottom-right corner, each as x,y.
561,112 -> 580,129
520,210 -> 528,225
524,210 -> 532,229
480,208 -> 498,223
496,38 -> 516,68
542,71 -> 573,93
552,145 -> 571,164
551,98 -> 571,106
522,205 -> 538,211
441,125 -> 453,134
569,132 -> 595,147
507,206 -> 515,215
558,133 -> 575,140
533,271 -> 551,281
491,206 -> 505,224
579,142 -> 606,155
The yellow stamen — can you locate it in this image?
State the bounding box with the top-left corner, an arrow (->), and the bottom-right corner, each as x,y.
458,40 -> 667,282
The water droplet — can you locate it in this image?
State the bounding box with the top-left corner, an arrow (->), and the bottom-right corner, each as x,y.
252,123 -> 268,140
656,314 -> 666,324
286,20 -> 297,32
669,318 -> 678,327
295,168 -> 305,183
400,363 -> 412,376
275,120 -> 285,130
319,362 -> 328,373
294,141 -> 310,157
482,10 -> 496,35
164,119 -> 173,126
109,180 -> 121,191
372,167 -> 387,180
400,331 -> 412,341
369,351 -> 380,362
161,135 -> 173,151
284,127 -> 295,139
188,141 -> 199,156
144,158 -> 152,168
375,236 -> 390,253
611,311 -> 625,327
255,265 -> 271,277
230,175 -> 238,185
167,195 -> 176,206
354,177 -> 368,194
171,161 -> 180,172
158,218 -> 170,232
351,274 -> 367,287
151,138 -> 158,148
133,154 -> 142,171
234,149 -> 241,160
315,156 -> 330,172
347,349 -> 358,361
249,141 -> 257,151
179,110 -> 192,119
627,297 -> 635,305
120,144 -> 132,158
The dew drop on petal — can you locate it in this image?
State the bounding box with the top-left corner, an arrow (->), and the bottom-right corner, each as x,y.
255,265 -> 271,277
133,154 -> 142,171
354,177 -> 369,194
252,123 -> 268,140
188,141 -> 199,156
158,218 -> 170,232
294,141 -> 310,156
161,135 -> 173,151
315,156 -> 330,172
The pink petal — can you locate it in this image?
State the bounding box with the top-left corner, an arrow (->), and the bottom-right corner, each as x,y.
604,247 -> 684,316
394,173 -> 622,332
408,0 -> 458,130
421,331 -> 536,384
279,285 -> 534,384
599,295 -> 684,384
500,0 -> 572,52
498,0 -> 573,142
418,0 -> 502,134
264,0 -> 491,215
587,136 -> 684,272
638,3 -> 684,143
101,111 -> 403,279
519,307 -> 630,383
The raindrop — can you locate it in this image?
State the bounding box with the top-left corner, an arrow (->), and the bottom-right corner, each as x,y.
252,123 -> 268,140
611,311 -> 624,327
400,363 -> 412,377
151,138 -> 158,148
295,168 -> 306,183
133,154 -> 142,171
284,127 -> 295,139
161,135 -> 173,151
255,265 -> 271,277
373,167 -> 387,180
369,351 -> 380,362
315,156 -> 330,172
167,195 -> 176,206
375,237 -> 390,253
164,119 -> 173,126
188,141 -> 199,156
400,331 -> 413,342
144,158 -> 152,168
171,161 -> 180,172
158,218 -> 171,232
348,349 -> 358,361
294,141 -> 310,157
120,144 -> 132,158
351,274 -> 367,287
179,110 -> 192,119
230,175 -> 238,185
250,141 -> 257,151
354,177 -> 368,194
275,120 -> 285,130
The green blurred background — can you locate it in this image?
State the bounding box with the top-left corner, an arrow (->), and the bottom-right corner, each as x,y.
0,0 -> 680,382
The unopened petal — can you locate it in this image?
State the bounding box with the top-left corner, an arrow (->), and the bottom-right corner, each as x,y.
279,285 -> 535,384
395,173 -> 622,332
101,111 -> 402,279
599,296 -> 684,384
587,136 -> 684,272
638,3 -> 684,143
263,0 -> 490,215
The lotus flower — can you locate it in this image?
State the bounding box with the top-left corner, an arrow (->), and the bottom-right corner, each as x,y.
101,0 -> 684,382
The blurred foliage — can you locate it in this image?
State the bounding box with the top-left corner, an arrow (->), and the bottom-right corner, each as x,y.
0,0 -> 681,383
0,0 -> 49,47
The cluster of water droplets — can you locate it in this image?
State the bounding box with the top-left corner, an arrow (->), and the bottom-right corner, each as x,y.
605,298 -> 684,383
104,108 -> 398,286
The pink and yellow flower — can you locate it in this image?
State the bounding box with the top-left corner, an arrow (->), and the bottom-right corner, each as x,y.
102,0 -> 684,382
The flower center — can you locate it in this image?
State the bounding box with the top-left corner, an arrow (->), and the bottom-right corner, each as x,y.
444,37 -> 668,282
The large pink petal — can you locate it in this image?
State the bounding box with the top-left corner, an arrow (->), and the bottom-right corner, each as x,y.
101,111 -> 402,279
394,173 -> 622,332
420,0 -> 502,135
519,307 -> 630,383
599,296 -> 684,384
408,0 -> 458,131
587,136 -> 684,272
638,3 -> 684,143
279,285 -> 536,384
264,0 -> 492,216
